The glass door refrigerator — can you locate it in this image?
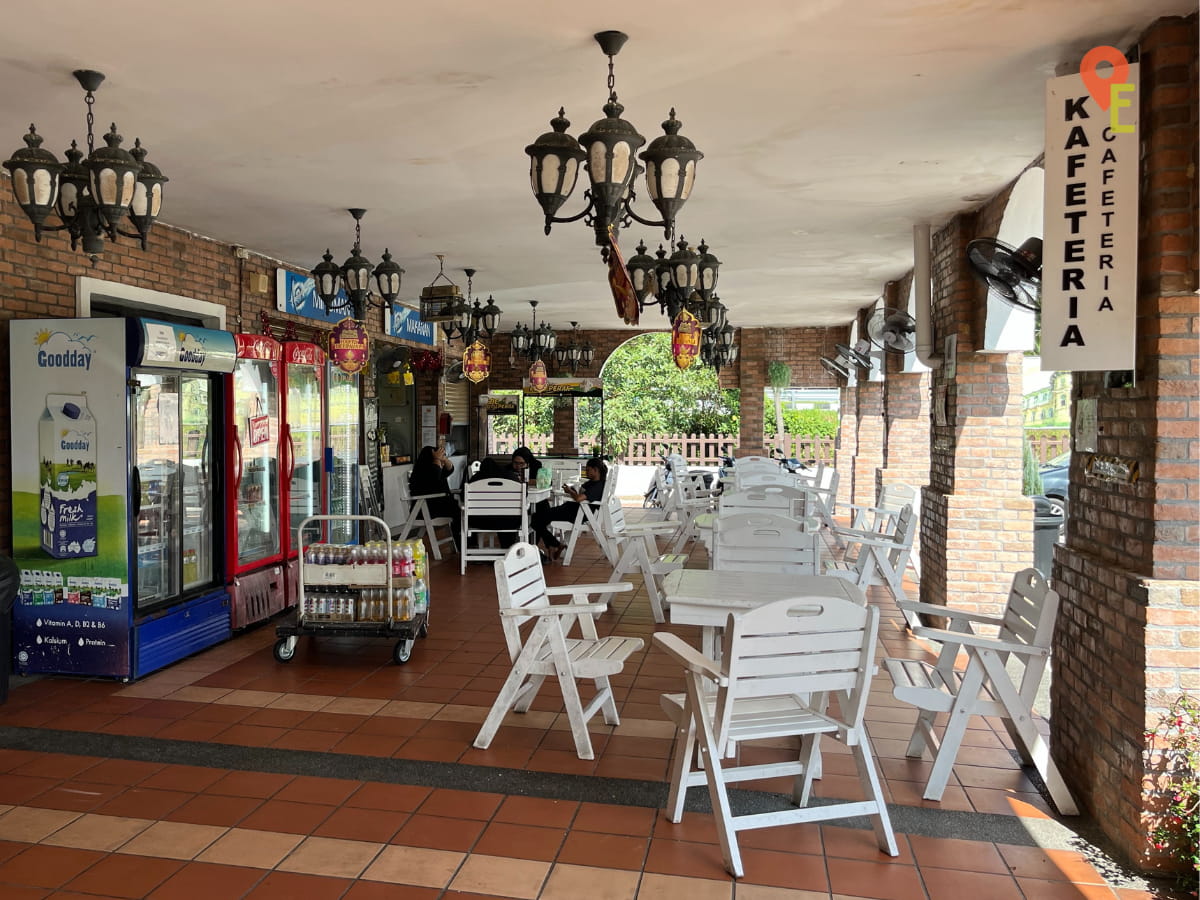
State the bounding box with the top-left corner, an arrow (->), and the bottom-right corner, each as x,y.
326,364 -> 361,545
224,334 -> 286,628
9,318 -> 236,680
281,341 -> 327,608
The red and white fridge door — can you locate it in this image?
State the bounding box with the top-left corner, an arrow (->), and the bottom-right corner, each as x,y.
282,341 -> 327,559
226,334 -> 284,578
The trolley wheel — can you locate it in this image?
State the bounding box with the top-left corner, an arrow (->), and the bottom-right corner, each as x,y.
393,639 -> 414,665
274,637 -> 296,663
418,619 -> 429,638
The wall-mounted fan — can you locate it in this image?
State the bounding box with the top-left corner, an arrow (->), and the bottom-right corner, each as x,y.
443,360 -> 466,384
866,308 -> 918,354
820,355 -> 850,381
966,236 -> 1042,312
834,340 -> 874,370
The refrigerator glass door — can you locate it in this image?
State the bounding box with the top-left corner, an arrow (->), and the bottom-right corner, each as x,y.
287,362 -> 325,549
132,372 -> 181,609
327,368 -> 360,544
180,375 -> 216,591
233,358 -> 281,566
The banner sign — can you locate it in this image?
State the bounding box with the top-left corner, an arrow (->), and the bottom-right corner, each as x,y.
329,318 -> 370,374
481,395 -> 520,415
1041,48 -> 1139,372
520,377 -> 602,397
385,304 -> 436,346
276,269 -> 348,323
527,360 -> 548,393
672,309 -> 702,369
463,340 -> 491,383
134,319 -> 237,372
607,228 -> 640,325
283,341 -> 325,367
234,332 -> 281,361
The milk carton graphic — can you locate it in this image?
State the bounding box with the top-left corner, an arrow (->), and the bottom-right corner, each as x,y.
39,393 -> 98,558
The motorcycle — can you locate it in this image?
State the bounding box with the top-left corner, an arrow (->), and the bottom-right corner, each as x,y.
771,446 -> 809,475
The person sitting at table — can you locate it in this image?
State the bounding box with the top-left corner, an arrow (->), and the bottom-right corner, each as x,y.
509,446 -> 543,484
410,444 -> 461,546
531,457 -> 606,563
465,458 -> 524,549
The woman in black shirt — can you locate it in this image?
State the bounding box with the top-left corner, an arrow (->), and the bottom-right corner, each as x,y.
410,445 -> 461,543
531,458 -> 606,562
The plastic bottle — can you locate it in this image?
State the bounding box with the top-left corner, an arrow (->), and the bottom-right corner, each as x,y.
413,577 -> 428,616
410,539 -> 426,578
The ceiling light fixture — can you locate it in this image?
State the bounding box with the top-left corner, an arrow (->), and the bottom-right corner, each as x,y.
525,30 -> 703,260
554,321 -> 595,373
310,208 -> 404,320
4,69 -> 167,263
444,268 -> 503,345
509,300 -> 557,363
625,236 -> 722,323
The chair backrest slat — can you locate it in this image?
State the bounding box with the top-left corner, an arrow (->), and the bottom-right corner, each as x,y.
713,512 -> 820,574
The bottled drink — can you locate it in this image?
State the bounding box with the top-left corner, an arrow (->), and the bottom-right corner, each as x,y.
413,578 -> 428,616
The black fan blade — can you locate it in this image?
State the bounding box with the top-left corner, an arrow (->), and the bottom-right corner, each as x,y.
820,356 -> 849,381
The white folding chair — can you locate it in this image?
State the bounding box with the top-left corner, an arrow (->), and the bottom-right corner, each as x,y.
824,503 -> 916,623
655,595 -> 897,878
883,568 -> 1079,814
602,496 -> 686,623
718,485 -> 812,519
460,478 -> 528,574
711,512 -> 822,574
396,477 -> 456,560
473,543 -> 643,760
549,466 -> 618,565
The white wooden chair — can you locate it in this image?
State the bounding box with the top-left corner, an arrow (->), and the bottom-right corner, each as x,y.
460,478 -> 528,574
602,496 -> 686,623
549,465 -> 619,565
655,595 -> 897,878
711,512 -> 822,574
835,482 -> 921,578
734,470 -> 798,490
473,543 -> 643,760
665,469 -> 717,553
396,477 -> 456,560
806,465 -> 840,531
719,484 -> 812,519
824,503 -> 916,623
882,568 -> 1079,815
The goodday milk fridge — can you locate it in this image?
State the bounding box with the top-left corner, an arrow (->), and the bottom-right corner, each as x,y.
8,318 -> 235,679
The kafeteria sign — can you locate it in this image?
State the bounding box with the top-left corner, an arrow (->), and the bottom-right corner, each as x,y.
463,340 -> 491,383
1042,46 -> 1139,372
329,318 -> 370,374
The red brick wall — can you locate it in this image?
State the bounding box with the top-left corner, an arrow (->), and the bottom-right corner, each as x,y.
1051,14 -> 1200,871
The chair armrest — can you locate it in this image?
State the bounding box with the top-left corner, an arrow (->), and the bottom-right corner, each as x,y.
500,602 -> 608,618
898,601 -> 1004,628
653,632 -> 725,684
545,582 -> 634,599
622,522 -> 679,535
411,491 -> 449,501
912,625 -> 1049,657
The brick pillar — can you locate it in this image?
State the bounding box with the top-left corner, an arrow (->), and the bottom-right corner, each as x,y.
920,216 -> 1033,615
1051,14 -> 1200,872
835,384 -> 858,508
737,329 -> 766,456
551,401 -> 578,455
853,382 -> 885,506
881,371 -> 931,492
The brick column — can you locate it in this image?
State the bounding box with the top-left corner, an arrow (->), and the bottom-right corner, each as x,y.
853,382 -> 885,506
881,371 -> 931,492
835,385 -> 858,508
551,401 -> 578,455
1051,15 -> 1200,872
737,329 -> 767,456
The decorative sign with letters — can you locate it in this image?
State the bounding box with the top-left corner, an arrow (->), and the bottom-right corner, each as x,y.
1042,47 -> 1139,372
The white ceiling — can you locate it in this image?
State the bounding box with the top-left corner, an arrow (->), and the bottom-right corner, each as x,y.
0,0 -> 1189,331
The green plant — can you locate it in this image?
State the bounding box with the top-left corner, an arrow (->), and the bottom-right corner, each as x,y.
1147,693 -> 1200,882
766,361 -> 791,437
1022,439 -> 1043,496
780,408 -> 839,438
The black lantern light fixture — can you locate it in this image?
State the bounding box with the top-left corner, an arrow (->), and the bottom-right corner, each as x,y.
699,316 -> 738,374
4,69 -> 168,263
625,236 -> 721,319
554,321 -> 595,373
444,268 -> 503,345
509,300 -> 558,363
525,30 -> 703,260
311,208 -> 404,320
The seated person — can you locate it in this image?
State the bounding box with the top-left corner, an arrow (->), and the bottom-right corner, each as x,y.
465,458 -> 524,549
409,444 -> 461,543
531,457 -> 606,563
509,446 -> 543,484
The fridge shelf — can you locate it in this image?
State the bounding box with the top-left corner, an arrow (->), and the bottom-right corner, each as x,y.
276,515 -> 429,665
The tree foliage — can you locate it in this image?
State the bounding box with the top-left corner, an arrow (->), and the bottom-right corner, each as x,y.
780,408 -> 838,438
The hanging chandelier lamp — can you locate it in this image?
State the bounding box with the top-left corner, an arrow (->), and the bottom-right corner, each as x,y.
509,300 -> 558,363
4,69 -> 168,263
444,268 -> 503,344
624,236 -> 721,320
554,321 -> 595,373
310,208 -> 404,320
525,30 -> 703,260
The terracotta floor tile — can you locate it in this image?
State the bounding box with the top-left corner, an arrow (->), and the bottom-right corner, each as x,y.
118,820 -> 228,859
332,733 -> 408,757
341,881 -> 439,900
299,711 -> 371,733
76,759 -> 163,786
826,856 -> 925,900
448,853 -> 550,899
345,782 -> 432,812
644,838 -> 731,881
12,753 -> 101,780
62,852 -> 184,898
238,799 -> 335,835
27,779 -> 124,813
1014,877 -> 1120,899
360,844 -> 465,887
737,821 -> 825,856
196,826 -> 304,868
397,736 -> 469,762
997,844 -> 1107,883
966,788 -> 1054,818
41,812 -> 154,851
907,834 -> 1010,874
145,860 -> 264,899
735,886 -> 830,900
152,718 -> 232,741
418,787 -> 504,820
556,829 -> 648,870
637,872 -> 734,899
653,811 -> 723,845
275,775 -> 361,807
575,802 -> 657,836
313,806 -> 407,843
213,722 -> 291,746
539,863 -> 640,900
208,770 -> 294,799
162,792 -> 262,826
526,748 -> 599,776
241,706 -> 313,728
0,774 -> 61,805
921,866 -> 1025,900
354,716 -> 427,738
821,824 -> 913,863
473,821 -> 565,861
94,787 -> 192,820
278,835 -> 384,879
138,764 -> 226,793
0,844 -> 105,888
494,795 -> 579,829
0,805 -> 81,842
242,870 -> 354,899
391,813 -> 486,852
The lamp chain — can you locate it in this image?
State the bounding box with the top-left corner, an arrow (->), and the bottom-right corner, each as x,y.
607,53 -> 616,101
84,90 -> 96,154
354,217 -> 362,252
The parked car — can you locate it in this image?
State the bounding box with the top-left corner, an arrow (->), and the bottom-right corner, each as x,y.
1039,451 -> 1070,514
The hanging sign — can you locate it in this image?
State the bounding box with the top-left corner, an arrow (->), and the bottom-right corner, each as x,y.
607,227 -> 640,326
671,309 -> 702,369
482,395 -> 520,415
528,360 -> 548,392
275,269 -> 347,323
247,414 -> 271,446
463,340 -> 491,383
329,318 -> 370,374
1041,47 -> 1139,372
384,304 -> 436,345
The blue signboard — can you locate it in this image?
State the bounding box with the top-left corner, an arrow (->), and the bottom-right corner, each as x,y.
275,269 -> 350,323
386,305 -> 436,345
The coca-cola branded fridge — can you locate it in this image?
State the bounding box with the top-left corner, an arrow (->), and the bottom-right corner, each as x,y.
281,341 -> 327,607
8,317 -> 236,679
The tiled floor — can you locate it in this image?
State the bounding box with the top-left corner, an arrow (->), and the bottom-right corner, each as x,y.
0,511 -> 1182,898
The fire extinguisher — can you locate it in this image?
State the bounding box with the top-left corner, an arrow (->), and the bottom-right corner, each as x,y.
438,412 -> 453,436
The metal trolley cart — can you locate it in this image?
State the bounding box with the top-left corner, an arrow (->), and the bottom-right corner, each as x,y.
274,515 -> 429,665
